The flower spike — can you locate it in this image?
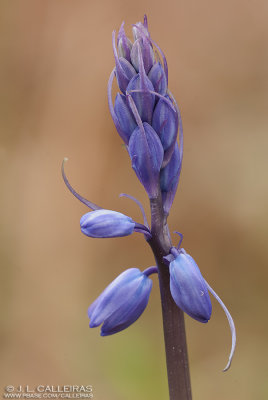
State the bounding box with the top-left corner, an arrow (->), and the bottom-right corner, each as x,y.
63,16 -> 237,391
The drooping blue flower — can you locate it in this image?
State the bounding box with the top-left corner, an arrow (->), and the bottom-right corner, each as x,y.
169,249 -> 212,323
164,240 -> 236,371
80,209 -> 135,238
88,267 -> 154,336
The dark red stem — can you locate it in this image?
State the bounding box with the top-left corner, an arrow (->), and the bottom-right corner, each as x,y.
148,194 -> 192,400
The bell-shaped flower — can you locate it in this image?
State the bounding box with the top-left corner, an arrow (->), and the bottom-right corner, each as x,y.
80,210 -> 135,238
168,246 -> 236,370
169,249 -> 212,323
88,268 -> 153,336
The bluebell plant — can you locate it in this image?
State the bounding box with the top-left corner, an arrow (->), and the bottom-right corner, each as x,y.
62,15 -> 236,400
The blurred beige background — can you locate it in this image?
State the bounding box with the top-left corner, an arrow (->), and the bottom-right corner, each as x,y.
0,1 -> 268,399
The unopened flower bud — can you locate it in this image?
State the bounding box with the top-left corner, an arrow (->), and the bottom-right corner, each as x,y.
132,22 -> 150,41
128,122 -> 164,198
161,143 -> 181,214
130,39 -> 155,74
127,74 -> 155,123
80,210 -> 135,238
118,23 -> 132,62
115,57 -> 136,93
160,143 -> 180,192
152,97 -> 178,153
148,62 -> 167,96
114,93 -> 137,143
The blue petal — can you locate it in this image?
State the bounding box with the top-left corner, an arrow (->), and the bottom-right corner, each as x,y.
148,62 -> 167,96
127,74 -> 155,124
160,143 -> 180,193
162,173 -> 179,215
152,96 -> 178,152
128,123 -> 164,198
101,274 -> 152,335
112,31 -> 136,93
80,210 -> 135,238
132,21 -> 150,41
114,94 -> 137,142
161,143 -> 181,214
169,250 -> 212,323
115,58 -> 136,93
130,38 -> 154,74
119,57 -> 136,80
89,268 -> 143,327
117,23 -> 132,62
108,69 -> 130,145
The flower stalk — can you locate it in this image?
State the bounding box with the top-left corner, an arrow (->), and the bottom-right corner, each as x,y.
148,194 -> 192,400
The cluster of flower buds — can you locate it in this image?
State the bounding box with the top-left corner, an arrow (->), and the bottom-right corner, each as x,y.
62,16 -> 236,371
108,15 -> 182,213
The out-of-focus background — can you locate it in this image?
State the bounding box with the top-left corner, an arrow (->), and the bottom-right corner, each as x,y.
0,0 -> 267,399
